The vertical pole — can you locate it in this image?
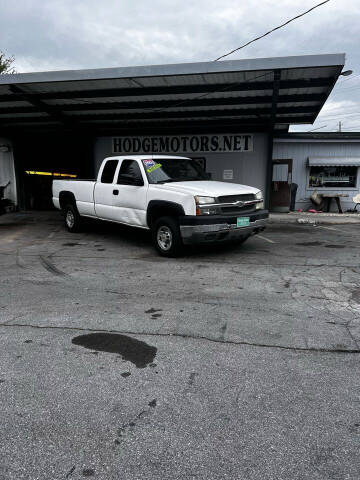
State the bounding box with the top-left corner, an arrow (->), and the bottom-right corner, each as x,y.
265,69 -> 281,210
265,133 -> 274,210
12,136 -> 26,211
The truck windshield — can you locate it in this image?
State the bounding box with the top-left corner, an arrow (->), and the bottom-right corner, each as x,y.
142,158 -> 207,184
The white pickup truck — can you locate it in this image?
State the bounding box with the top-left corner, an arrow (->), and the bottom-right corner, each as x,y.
53,155 -> 268,256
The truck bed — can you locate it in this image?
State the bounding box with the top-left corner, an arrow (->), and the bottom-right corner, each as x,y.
53,179 -> 96,217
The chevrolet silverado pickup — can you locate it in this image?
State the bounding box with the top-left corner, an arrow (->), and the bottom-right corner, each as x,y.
52,155 -> 268,256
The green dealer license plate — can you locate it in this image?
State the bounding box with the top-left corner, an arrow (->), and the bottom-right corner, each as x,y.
237,217 -> 250,227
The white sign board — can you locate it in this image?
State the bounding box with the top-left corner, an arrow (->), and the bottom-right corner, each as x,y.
223,169 -> 234,180
113,134 -> 253,154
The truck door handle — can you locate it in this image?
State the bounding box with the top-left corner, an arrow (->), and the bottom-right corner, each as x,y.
113,189 -> 119,195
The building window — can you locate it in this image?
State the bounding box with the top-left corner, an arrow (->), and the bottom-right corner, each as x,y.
309,166 -> 357,188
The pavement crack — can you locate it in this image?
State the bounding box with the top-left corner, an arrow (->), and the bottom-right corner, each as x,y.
1,322 -> 360,354
65,465 -> 76,478
115,399 -> 157,444
345,325 -> 360,350
39,255 -> 68,277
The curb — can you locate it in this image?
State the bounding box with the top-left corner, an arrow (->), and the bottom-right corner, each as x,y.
269,215 -> 360,225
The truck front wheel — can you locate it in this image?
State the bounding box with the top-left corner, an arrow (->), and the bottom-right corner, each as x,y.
152,216 -> 183,257
64,204 -> 82,233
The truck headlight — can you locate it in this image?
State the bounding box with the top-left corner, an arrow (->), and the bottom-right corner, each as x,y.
255,190 -> 264,210
195,196 -> 219,215
195,196 -> 216,205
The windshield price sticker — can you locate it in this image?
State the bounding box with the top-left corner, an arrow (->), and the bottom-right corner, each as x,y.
143,159 -> 155,168
147,163 -> 162,173
143,160 -> 162,173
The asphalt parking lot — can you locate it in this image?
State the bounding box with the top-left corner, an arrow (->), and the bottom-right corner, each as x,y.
0,211 -> 360,480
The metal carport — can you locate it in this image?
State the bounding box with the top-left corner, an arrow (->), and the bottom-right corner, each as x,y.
0,53 -> 346,208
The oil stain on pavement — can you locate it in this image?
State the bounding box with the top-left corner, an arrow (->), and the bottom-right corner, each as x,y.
72,333 -> 157,368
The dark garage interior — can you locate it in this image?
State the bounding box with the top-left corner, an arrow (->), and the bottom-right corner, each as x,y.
13,133 -> 94,210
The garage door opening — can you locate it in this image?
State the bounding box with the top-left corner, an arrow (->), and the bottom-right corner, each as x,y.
24,171 -> 78,210
13,133 -> 94,210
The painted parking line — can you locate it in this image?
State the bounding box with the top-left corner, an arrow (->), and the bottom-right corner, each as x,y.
256,234 -> 276,244
317,225 -> 341,232
317,225 -> 359,235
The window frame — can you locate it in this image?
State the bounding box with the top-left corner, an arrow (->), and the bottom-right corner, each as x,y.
117,159 -> 145,185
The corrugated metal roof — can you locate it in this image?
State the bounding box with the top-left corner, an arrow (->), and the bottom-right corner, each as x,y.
275,132 -> 360,141
308,157 -> 360,166
0,53 -> 345,133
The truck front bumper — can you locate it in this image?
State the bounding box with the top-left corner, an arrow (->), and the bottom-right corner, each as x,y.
179,210 -> 269,245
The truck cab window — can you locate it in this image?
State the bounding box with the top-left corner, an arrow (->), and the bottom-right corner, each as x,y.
118,160 -> 143,185
101,160 -> 118,183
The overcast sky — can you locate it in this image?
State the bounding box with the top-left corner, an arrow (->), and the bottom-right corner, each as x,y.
1,0 -> 359,131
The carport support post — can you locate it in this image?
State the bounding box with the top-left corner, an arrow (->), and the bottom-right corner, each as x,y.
265,69 -> 281,210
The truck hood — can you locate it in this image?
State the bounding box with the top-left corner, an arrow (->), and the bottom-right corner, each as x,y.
153,180 -> 260,197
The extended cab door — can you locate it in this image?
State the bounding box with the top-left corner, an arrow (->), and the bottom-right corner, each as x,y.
111,159 -> 148,227
94,159 -> 119,219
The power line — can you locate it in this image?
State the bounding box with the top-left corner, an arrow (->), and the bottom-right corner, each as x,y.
119,0 -> 336,124
332,84 -> 360,96
316,112 -> 360,121
214,0 -> 331,62
337,73 -> 360,85
306,125 -> 328,132
119,1 -> 333,120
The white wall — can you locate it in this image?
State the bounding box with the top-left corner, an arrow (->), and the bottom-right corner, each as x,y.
0,138 -> 17,206
94,133 -> 268,195
273,139 -> 360,211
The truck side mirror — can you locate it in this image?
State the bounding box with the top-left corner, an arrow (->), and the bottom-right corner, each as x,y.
205,172 -> 212,180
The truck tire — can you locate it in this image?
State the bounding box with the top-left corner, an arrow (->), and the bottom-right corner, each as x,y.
152,216 -> 183,257
63,204 -> 82,233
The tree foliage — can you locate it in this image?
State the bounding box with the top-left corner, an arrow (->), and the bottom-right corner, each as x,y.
0,51 -> 16,74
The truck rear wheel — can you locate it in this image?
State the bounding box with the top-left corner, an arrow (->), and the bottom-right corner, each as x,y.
152,216 -> 183,257
64,204 -> 82,233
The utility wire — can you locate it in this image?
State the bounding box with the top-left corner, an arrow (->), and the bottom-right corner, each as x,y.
120,1 -> 332,124
306,125 -> 328,132
340,126 -> 360,131
332,84 -> 360,96
316,112 -> 360,121
337,73 -> 360,84
214,0 -> 331,61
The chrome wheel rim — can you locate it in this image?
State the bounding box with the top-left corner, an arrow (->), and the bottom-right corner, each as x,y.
157,226 -> 172,251
66,210 -> 75,228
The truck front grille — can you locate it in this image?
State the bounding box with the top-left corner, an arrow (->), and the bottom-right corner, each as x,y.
218,194 -> 257,215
